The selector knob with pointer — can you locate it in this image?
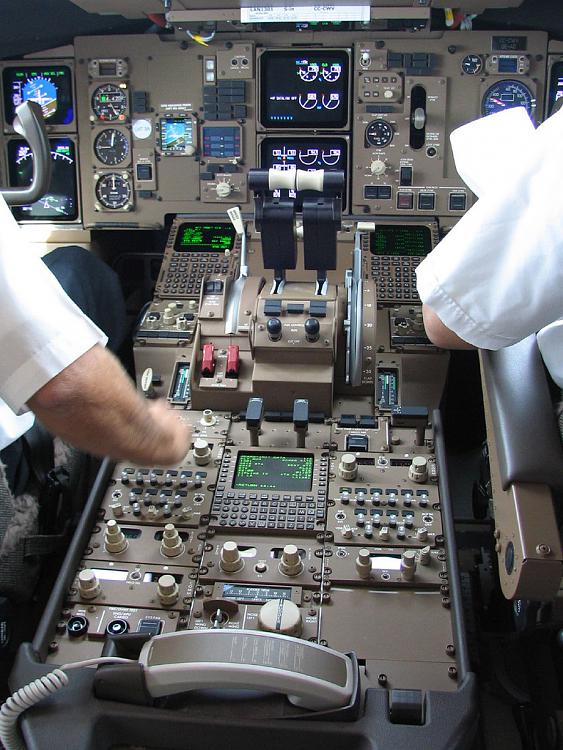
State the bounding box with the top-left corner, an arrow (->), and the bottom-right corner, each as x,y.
267,317 -> 282,341
304,318 -> 320,342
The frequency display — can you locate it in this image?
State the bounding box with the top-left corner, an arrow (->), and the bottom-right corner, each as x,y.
233,452 -> 314,492
7,138 -> 78,221
173,223 -> 236,253
260,50 -> 349,129
2,66 -> 73,126
261,137 -> 347,209
370,225 -> 432,257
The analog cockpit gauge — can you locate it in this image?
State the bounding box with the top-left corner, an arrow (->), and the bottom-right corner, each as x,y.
481,79 -> 535,117
95,173 -> 132,209
94,128 -> 129,165
91,83 -> 128,121
461,54 -> 483,75
365,120 -> 394,148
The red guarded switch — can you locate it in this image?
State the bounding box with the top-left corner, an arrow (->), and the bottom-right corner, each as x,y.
201,343 -> 215,377
226,344 -> 240,378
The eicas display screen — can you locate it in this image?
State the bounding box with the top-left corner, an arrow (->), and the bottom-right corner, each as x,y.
173,222 -> 236,253
7,138 -> 78,221
260,50 -> 349,128
2,66 -> 73,126
233,452 -> 314,492
260,137 -> 347,209
370,225 -> 432,257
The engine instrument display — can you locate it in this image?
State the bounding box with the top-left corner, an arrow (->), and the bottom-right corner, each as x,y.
94,128 -> 129,165
481,79 -> 535,117
91,83 -> 128,121
370,225 -> 432,257
173,222 -> 236,253
160,117 -> 194,154
233,452 -> 314,492
261,137 -> 348,209
95,172 -> 132,209
7,137 -> 78,221
2,66 -> 73,126
260,49 -> 349,129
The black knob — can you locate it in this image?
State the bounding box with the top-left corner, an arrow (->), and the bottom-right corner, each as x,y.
304,318 -> 320,342
267,317 -> 282,340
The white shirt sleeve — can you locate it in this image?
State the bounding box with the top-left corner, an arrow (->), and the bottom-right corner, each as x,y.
416,106 -> 563,351
0,195 -> 107,414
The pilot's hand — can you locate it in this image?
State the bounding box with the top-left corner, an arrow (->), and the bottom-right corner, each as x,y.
143,399 -> 193,466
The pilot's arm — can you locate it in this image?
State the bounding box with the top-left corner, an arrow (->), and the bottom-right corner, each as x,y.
0,196 -> 191,465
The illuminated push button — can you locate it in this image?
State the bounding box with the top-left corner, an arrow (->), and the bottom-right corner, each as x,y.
417,527 -> 429,543
193,438 -> 212,466
408,456 -> 428,483
104,520 -> 128,554
78,569 -> 101,600
157,574 -> 179,606
279,544 -> 304,576
338,453 -> 358,481
220,541 -> 244,573
258,599 -> 303,637
355,548 -> 372,579
340,491 -> 351,505
160,523 -> 184,558
419,546 -> 431,566
356,513 -> 366,527
364,523 -> 373,539
401,549 -> 417,581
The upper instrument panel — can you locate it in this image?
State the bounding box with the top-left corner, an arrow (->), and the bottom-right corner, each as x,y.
0,29 -> 551,227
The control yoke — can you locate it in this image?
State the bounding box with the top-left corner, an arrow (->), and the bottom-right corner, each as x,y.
1,101 -> 52,207
248,168 -> 345,294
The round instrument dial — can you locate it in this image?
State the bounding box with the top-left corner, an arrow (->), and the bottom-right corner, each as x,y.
461,54 -> 483,75
95,173 -> 131,209
365,120 -> 394,148
481,79 -> 535,117
91,84 -> 128,121
94,128 -> 129,165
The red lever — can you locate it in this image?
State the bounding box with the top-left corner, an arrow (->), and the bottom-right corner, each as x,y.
201,343 -> 215,377
226,345 -> 240,378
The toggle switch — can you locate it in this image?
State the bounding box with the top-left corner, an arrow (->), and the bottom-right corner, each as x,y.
293,398 -> 309,449
220,541 -> 244,572
78,569 -> 101,600
104,520 -> 128,554
201,343 -> 216,378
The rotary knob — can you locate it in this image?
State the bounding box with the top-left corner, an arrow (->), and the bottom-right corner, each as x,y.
78,569 -> 101,600
417,527 -> 429,542
370,159 -> 387,176
279,544 -> 304,576
160,523 -> 184,558
104,520 -> 128,554
193,438 -> 212,466
409,456 -> 428,483
401,549 -> 417,581
157,574 -> 179,606
258,599 -> 303,637
163,303 -> 177,323
215,181 -> 232,198
355,548 -> 371,579
304,318 -> 320,343
419,546 -> 432,566
220,541 -> 244,573
267,317 -> 282,341
338,453 -> 358,481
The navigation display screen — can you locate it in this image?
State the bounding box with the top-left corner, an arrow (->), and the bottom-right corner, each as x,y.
3,66 -> 73,126
173,222 -> 236,253
370,225 -> 432,257
160,117 -> 194,154
261,137 -> 347,209
233,452 -> 314,492
260,50 -> 349,128
7,138 -> 78,221
547,61 -> 563,116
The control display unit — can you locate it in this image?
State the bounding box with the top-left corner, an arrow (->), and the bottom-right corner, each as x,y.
7,137 -> 78,220
260,50 -> 349,129
370,225 -> 432,257
173,222 -> 236,253
160,117 -> 194,155
233,452 -> 315,492
260,137 -> 348,209
2,65 -> 73,126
